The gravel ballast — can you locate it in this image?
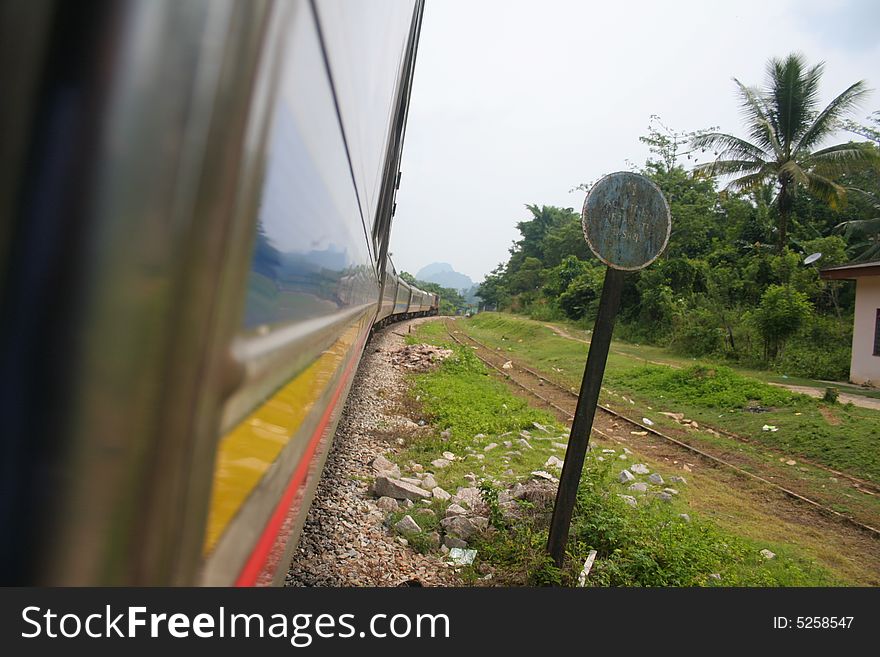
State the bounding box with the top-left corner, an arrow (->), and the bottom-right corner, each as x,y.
286,318 -> 460,587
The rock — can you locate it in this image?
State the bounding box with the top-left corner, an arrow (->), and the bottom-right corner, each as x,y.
678,513 -> 691,523
397,537 -> 409,547
618,454 -> 628,460
519,430 -> 531,438
661,412 -> 684,421
669,476 -> 687,484
531,470 -> 558,482
411,463 -> 423,472
440,429 -> 452,440
760,549 -> 776,560
631,463 -> 650,475
455,487 -> 482,509
503,441 -> 513,448
532,422 -> 551,433
655,492 -> 673,502
474,433 -> 486,439
443,536 -> 468,549
648,473 -> 664,485
425,531 -> 441,549
618,495 -> 638,507
663,487 -> 679,496
628,482 -> 648,492
442,451 -> 455,461
416,508 -> 436,518
630,431 -> 648,436
403,499 -> 414,509
431,486 -> 451,501
618,470 -> 636,483
418,420 -> 426,426
518,438 -> 533,449
376,496 -> 399,512
502,360 -> 513,369
445,503 -> 469,518
441,515 -> 488,540
484,442 -> 498,452
394,515 -> 421,534
373,476 -> 432,501
544,455 -> 564,469
400,476 -> 424,487
371,455 -> 401,478
552,442 -> 567,449
422,474 -> 438,490
602,449 -> 616,454
709,573 -> 721,580
431,458 -> 451,469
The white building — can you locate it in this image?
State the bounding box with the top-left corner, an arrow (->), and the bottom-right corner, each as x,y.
821,261 -> 880,386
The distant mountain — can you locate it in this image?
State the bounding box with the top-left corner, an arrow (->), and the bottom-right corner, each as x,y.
415,262 -> 474,291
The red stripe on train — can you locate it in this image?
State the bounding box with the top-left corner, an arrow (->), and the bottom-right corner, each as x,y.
234,327 -> 371,587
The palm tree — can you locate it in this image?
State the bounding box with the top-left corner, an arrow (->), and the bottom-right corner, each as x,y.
692,53 -> 877,251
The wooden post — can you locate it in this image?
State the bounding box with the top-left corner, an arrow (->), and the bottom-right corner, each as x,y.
546,267 -> 624,567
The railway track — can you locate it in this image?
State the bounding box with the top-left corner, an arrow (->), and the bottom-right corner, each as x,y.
443,320 -> 880,539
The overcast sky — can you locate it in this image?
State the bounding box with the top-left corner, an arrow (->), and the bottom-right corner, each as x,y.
389,0 -> 880,284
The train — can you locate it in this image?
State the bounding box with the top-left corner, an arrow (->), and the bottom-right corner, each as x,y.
0,0 -> 434,585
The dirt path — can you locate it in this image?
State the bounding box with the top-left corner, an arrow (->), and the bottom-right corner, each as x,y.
768,383 -> 880,411
542,323 -> 682,369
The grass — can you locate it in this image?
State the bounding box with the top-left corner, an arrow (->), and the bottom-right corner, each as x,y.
394,320 -> 844,586
463,313 -> 880,484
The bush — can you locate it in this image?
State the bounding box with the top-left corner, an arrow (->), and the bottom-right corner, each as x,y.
752,285 -> 812,360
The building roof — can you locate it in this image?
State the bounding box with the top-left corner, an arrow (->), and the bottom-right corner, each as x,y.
819,260 -> 880,280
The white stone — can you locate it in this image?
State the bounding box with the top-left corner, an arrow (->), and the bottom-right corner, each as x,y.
618,495 -> 637,507
394,515 -> 421,534
631,463 -> 650,475
373,476 -> 431,501
431,486 -> 451,501
618,470 -> 635,483
648,473 -> 664,485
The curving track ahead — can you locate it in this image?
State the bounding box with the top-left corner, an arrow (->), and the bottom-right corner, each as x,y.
443,320 -> 880,539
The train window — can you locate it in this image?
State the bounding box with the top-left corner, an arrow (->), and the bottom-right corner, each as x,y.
239,3 -> 377,334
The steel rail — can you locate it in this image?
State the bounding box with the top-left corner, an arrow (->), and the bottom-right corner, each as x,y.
444,323 -> 880,539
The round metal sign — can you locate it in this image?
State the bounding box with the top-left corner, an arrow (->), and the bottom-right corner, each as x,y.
582,171 -> 671,271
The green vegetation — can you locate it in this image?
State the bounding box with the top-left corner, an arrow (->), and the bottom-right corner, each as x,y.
397,321 -> 843,586
476,54 -> 880,382
464,312 -> 880,483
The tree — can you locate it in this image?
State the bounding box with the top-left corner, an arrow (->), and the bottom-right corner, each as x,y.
692,53 -> 877,252
752,285 -> 812,360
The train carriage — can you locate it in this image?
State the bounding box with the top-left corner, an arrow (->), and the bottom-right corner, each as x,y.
0,0 -> 425,585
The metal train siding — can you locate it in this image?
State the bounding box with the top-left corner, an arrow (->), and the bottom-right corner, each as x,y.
0,0 -> 428,585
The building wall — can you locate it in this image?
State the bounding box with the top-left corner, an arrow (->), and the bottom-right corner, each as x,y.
851,276 -> 880,385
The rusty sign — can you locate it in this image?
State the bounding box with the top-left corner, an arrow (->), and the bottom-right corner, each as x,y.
582,171 -> 671,271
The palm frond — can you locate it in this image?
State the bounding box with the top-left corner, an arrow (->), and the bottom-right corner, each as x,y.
722,164 -> 776,193
767,54 -> 823,150
733,79 -> 781,155
779,160 -> 809,186
795,80 -> 871,154
690,132 -> 769,162
808,142 -> 880,178
804,171 -> 847,208
693,158 -> 765,177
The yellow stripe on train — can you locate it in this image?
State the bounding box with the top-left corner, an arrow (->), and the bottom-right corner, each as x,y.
203,324 -> 361,554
